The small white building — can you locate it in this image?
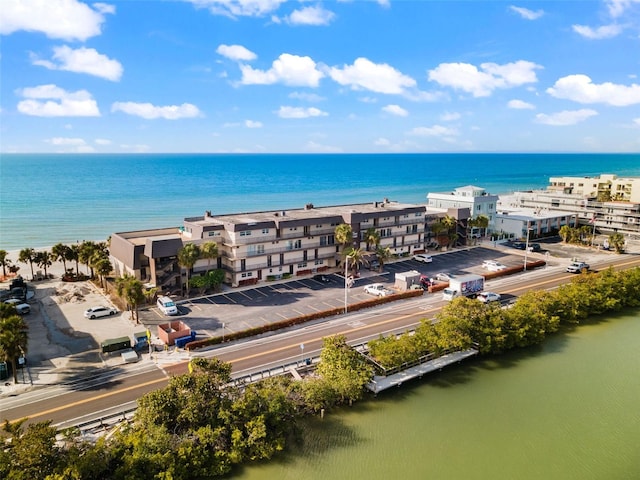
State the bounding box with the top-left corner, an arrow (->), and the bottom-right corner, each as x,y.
494,208 -> 578,240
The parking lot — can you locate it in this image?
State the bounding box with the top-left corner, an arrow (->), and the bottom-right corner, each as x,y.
137,245 -> 547,339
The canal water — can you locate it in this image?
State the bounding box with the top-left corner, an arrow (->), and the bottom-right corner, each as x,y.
235,310 -> 640,480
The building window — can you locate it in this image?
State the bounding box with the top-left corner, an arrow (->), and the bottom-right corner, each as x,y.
241,272 -> 253,278
239,230 -> 251,237
262,228 -> 269,234
289,227 -> 298,231
207,231 -> 220,237
315,260 -> 323,265
298,262 -> 307,268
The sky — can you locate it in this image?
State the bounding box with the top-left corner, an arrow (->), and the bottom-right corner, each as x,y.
1,0 -> 640,154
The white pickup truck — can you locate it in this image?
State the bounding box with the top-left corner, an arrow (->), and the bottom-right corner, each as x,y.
364,283 -> 393,297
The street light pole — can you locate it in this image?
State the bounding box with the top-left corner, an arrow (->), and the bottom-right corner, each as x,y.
222,323 -> 225,342
300,343 -> 304,364
524,223 -> 531,271
344,255 -> 349,314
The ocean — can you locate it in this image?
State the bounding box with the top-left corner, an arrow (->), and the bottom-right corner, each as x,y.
1,153 -> 639,251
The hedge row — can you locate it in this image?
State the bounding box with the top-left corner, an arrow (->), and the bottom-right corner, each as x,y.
186,288 -> 424,351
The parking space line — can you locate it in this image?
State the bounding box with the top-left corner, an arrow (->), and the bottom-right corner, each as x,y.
291,308 -> 305,316
254,289 -> 269,297
306,305 -> 321,312
222,294 -> 237,304
276,312 -> 288,319
237,291 -> 253,300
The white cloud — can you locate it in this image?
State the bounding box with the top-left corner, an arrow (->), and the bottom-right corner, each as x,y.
428,60 -> 541,97
111,102 -> 202,119
374,137 -> 390,146
509,6 -> 544,20
0,0 -> 107,41
186,0 -> 286,18
45,136 -> 95,153
216,44 -> 257,61
572,23 -> 623,39
407,125 -> 459,137
283,5 -> 335,25
245,119 -> 263,128
327,57 -> 416,94
606,0 -> 640,18
47,137 -> 86,146
276,106 -> 328,118
440,111 -> 461,121
32,45 -> 123,81
17,84 -> 100,117
382,104 -> 408,116
547,74 -> 640,106
92,3 -> 115,15
634,117 -> 640,126
508,99 -> 535,109
535,109 -> 598,126
240,53 -> 324,86
289,91 -> 325,102
94,138 -> 111,145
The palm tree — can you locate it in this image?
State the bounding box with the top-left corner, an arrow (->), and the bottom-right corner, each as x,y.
115,275 -> 145,323
375,245 -> 392,273
51,243 -> 72,272
200,241 -> 218,271
430,221 -> 448,248
93,256 -> 113,290
0,313 -> 28,383
69,243 -> 80,276
343,247 -> 365,277
18,248 -> 36,279
440,216 -> 458,248
34,251 -> 53,278
364,227 -> 380,251
335,223 -> 353,251
608,232 -> 625,253
177,243 -> 201,297
559,225 -> 571,243
79,241 -> 98,277
0,250 -> 11,278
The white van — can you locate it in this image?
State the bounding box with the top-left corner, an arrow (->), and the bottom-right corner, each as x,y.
157,296 -> 178,315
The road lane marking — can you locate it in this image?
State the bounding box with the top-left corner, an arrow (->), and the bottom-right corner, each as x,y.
8,376 -> 168,424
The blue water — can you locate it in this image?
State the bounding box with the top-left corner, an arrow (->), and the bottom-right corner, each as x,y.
1,153 -> 639,250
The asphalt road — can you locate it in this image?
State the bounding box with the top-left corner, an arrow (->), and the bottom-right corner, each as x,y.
4,250 -> 640,428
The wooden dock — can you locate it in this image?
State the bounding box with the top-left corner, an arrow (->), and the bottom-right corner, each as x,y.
366,348 -> 479,394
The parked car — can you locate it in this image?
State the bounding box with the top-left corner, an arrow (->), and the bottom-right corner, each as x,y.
312,274 -> 331,283
364,283 -> 393,297
157,296 -> 179,315
482,260 -> 507,272
412,254 -> 433,263
510,241 -> 526,250
434,272 -> 452,282
528,243 -> 541,252
84,306 -> 117,319
566,262 -> 589,273
4,299 -> 30,314
368,260 -> 380,270
477,292 -> 502,303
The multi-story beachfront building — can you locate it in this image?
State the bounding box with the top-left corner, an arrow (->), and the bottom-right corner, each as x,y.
427,185 -> 498,236
548,174 -> 640,203
110,200 -> 458,291
499,184 -> 640,237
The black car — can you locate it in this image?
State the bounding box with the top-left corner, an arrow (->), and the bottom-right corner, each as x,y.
312,274 -> 331,283
511,241 -> 526,250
